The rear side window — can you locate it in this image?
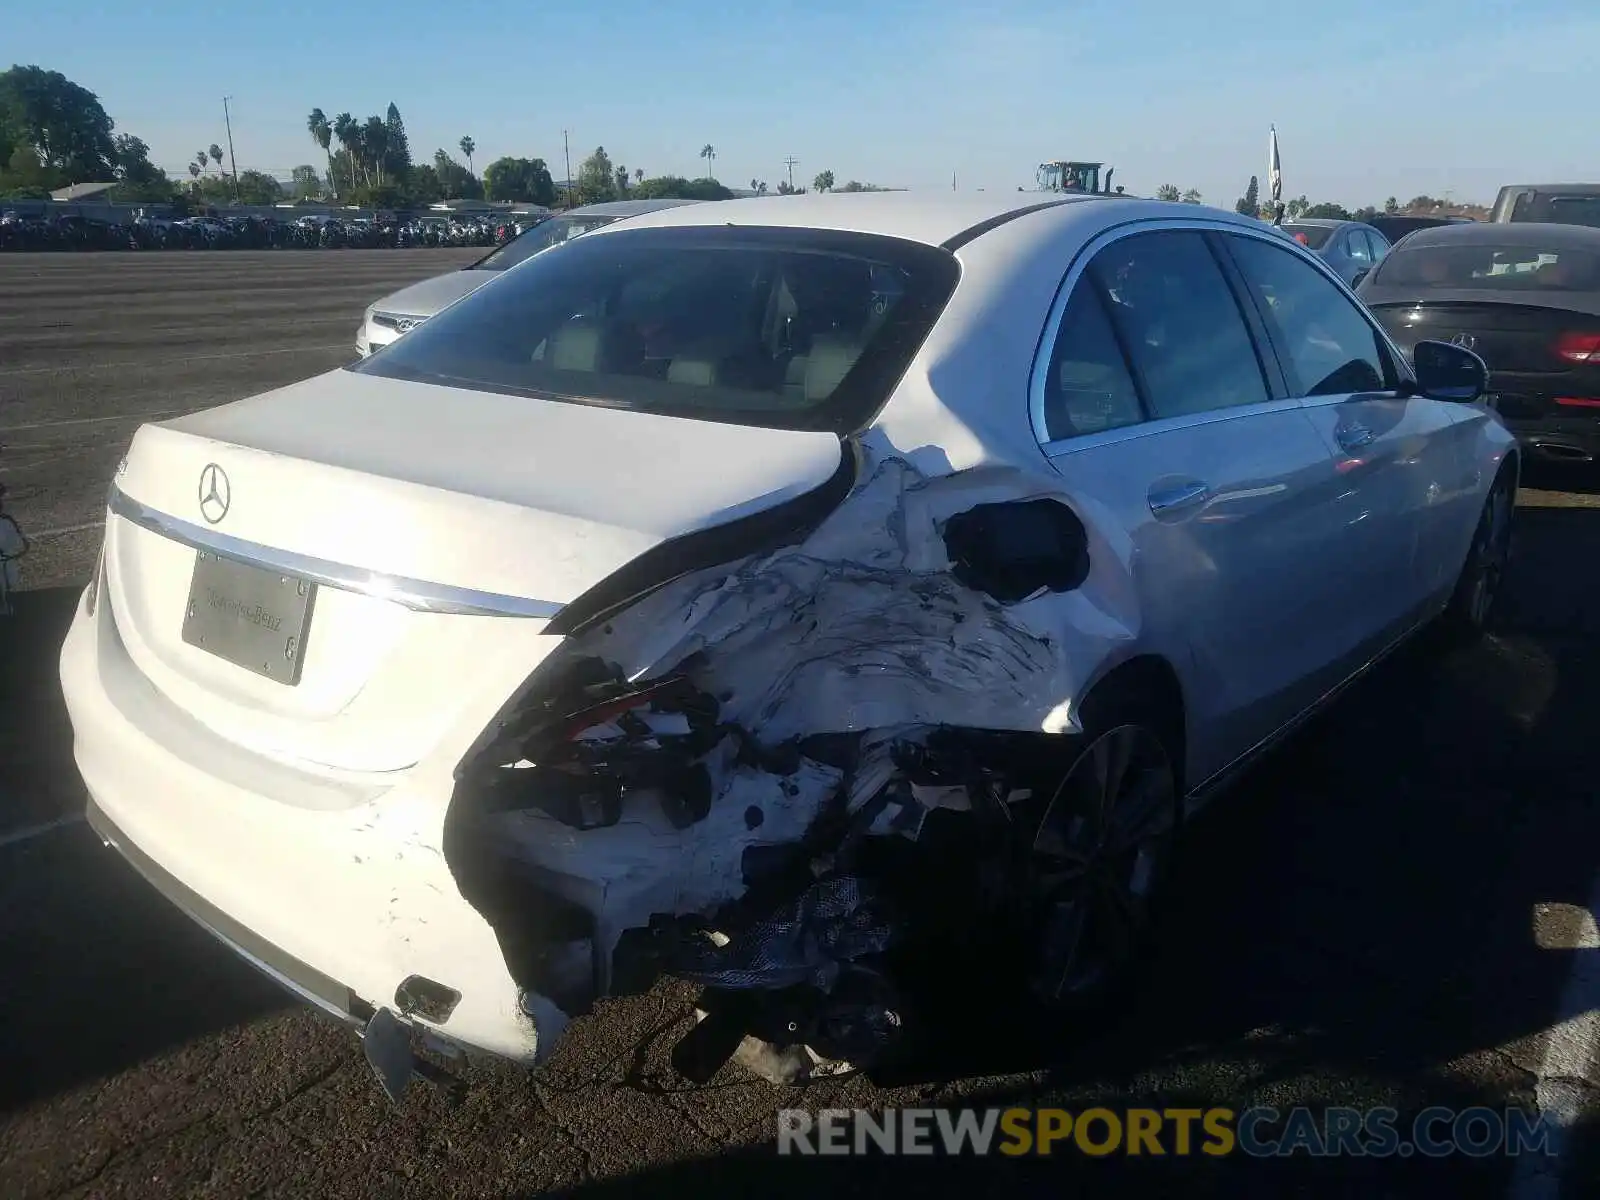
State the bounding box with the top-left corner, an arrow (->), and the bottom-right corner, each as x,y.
1509,193 -> 1600,229
1282,225 -> 1334,250
1089,230 -> 1271,419
1042,281 -> 1143,442
1346,232 -> 1372,264
354,226 -> 960,434
1226,233 -> 1392,396
1372,241 -> 1600,292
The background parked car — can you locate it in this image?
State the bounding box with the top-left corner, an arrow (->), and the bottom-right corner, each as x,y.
1275,218 -> 1392,286
355,198 -> 703,357
1358,220 -> 1600,465
1367,214 -> 1474,244
1490,183 -> 1600,229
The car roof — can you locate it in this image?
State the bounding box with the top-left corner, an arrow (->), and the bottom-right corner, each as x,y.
1282,218 -> 1353,229
1397,221 -> 1600,250
1499,183 -> 1600,194
581,191 -> 1170,249
565,198 -> 703,217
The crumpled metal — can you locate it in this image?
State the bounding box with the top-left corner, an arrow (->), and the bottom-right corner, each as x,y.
673,874 -> 893,992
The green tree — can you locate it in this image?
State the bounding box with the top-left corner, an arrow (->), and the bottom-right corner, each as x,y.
406,163 -> 444,205
432,148 -> 482,199
1302,201 -> 1352,220
775,179 -> 806,195
306,109 -> 333,195
361,115 -> 389,185
459,135 -> 476,176
233,170 -> 282,205
289,164 -> 322,199
108,134 -> 172,202
1180,188 -> 1202,204
1286,195 -> 1310,218
1154,183 -> 1181,202
699,143 -> 715,178
483,156 -> 556,205
837,180 -> 888,192
630,174 -> 734,201
813,169 -> 834,192
0,66 -> 117,181
576,146 -> 617,204
383,102 -> 411,182
1235,175 -> 1260,216
1384,196 -> 1399,214
333,113 -> 359,192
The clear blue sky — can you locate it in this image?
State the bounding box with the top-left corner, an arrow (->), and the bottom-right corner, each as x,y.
10,0 -> 1597,206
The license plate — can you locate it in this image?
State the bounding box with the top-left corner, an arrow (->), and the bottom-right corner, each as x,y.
181,550 -> 316,685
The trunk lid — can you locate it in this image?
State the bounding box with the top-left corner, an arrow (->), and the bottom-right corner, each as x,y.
1366,301 -> 1593,373
105,369 -> 845,775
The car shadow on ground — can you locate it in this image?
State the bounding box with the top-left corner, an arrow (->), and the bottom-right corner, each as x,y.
0,587 -> 292,1115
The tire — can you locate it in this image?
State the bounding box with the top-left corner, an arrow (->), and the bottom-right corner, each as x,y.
1018,690 -> 1184,1015
1440,467 -> 1516,643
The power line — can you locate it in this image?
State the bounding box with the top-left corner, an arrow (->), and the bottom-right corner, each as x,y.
783,156 -> 799,189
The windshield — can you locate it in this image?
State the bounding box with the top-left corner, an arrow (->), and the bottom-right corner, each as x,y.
353,225 -> 960,434
1281,225 -> 1334,250
1508,193 -> 1600,229
473,215 -> 619,271
1370,241 -> 1600,291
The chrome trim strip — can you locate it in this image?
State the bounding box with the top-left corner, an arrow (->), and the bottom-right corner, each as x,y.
106,483 -> 565,620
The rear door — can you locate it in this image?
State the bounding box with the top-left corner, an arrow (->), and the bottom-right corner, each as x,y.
1220,229 -> 1471,625
1035,226 -> 1355,784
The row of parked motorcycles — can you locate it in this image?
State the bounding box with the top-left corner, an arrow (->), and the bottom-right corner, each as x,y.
0,212 -> 521,253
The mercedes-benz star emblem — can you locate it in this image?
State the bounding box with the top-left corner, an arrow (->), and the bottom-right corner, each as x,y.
1449,332 -> 1478,351
198,463 -> 231,524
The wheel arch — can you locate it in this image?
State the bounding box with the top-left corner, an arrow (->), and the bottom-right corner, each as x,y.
1076,653 -> 1189,791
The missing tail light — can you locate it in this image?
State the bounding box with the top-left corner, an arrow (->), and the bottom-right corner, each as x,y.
1554,332 -> 1600,365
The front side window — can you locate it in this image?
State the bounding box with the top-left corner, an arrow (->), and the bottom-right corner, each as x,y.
1345,232 -> 1372,264
1225,233 -> 1392,397
353,225 -> 960,434
1088,230 -> 1271,420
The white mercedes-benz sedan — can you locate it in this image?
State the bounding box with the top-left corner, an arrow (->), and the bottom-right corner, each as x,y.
61,192 -> 1517,1093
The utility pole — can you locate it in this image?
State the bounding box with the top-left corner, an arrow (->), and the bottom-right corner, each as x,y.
783,156 -> 798,191
563,130 -> 572,209
222,97 -> 240,203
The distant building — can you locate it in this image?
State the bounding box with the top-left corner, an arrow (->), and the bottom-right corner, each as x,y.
50,182 -> 119,202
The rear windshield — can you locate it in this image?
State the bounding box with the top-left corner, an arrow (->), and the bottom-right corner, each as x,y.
472,214 -> 619,271
353,225 -> 961,434
1281,225 -> 1333,249
1370,242 -> 1600,291
1509,193 -> 1600,229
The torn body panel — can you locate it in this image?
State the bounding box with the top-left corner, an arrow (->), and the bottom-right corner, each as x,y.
445,443 -> 1150,1078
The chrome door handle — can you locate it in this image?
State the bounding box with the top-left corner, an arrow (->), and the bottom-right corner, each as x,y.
1148,480 -> 1211,515
1337,425 -> 1376,452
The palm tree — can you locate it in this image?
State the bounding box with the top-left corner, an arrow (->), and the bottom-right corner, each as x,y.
209,144 -> 223,173
699,144 -> 715,178
634,168 -> 643,184
332,113 -> 359,192
307,109 -> 333,197
187,162 -> 201,189
459,136 -> 476,177
195,151 -> 209,176
362,115 -> 389,186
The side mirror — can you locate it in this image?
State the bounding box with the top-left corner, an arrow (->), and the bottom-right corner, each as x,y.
1412,339 -> 1488,403
1350,268 -> 1370,289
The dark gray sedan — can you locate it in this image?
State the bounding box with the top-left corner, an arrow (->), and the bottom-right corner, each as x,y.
1276,218 -> 1392,287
